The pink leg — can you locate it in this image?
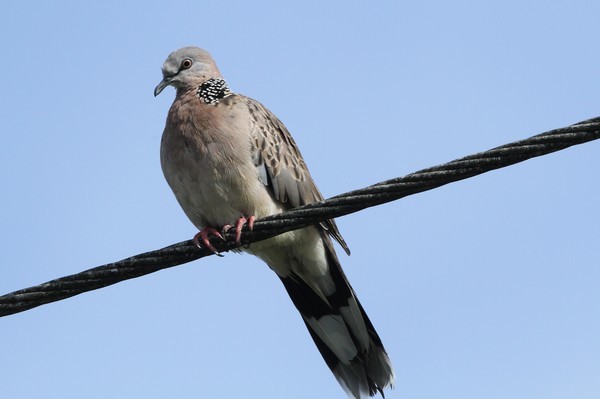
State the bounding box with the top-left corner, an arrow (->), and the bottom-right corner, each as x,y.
193,227 -> 225,256
235,216 -> 255,245
224,215 -> 256,246
247,215 -> 256,231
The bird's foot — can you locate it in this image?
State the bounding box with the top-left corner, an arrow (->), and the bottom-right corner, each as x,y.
222,215 -> 256,246
193,227 -> 225,257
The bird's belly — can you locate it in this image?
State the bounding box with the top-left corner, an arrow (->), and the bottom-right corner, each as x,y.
166,156 -> 282,230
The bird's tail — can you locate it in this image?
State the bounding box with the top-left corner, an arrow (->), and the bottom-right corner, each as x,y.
279,237 -> 394,398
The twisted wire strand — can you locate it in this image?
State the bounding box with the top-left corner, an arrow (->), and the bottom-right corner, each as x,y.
1,117 -> 599,317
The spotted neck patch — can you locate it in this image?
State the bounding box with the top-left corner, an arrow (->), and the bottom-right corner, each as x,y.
197,78 -> 231,104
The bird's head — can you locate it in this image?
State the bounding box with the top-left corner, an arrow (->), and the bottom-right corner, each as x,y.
154,46 -> 222,96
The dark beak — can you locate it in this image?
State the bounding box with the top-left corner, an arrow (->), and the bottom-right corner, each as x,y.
154,77 -> 172,97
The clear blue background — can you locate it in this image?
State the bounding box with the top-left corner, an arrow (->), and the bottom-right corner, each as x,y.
1,1 -> 598,398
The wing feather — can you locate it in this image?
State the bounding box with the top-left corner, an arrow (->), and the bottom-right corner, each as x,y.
244,96 -> 350,255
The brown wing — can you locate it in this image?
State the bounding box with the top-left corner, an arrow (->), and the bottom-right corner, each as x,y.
243,96 -> 350,255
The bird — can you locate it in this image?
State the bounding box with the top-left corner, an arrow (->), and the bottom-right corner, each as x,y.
154,46 -> 394,398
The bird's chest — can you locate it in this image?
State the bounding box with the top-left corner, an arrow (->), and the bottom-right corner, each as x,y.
161,122 -> 269,228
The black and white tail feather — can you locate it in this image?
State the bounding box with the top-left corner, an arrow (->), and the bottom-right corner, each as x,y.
279,233 -> 395,398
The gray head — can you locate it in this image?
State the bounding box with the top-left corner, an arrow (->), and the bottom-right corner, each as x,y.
154,47 -> 223,96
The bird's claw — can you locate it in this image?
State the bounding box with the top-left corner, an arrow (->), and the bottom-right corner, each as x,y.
194,216 -> 255,254
223,215 -> 256,246
193,227 -> 225,256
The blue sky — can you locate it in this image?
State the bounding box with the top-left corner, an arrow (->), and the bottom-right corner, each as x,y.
1,1 -> 599,398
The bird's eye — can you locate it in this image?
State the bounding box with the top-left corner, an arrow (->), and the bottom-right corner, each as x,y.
181,59 -> 193,70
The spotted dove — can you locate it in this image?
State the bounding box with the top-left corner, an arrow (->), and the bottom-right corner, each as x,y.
155,46 -> 394,398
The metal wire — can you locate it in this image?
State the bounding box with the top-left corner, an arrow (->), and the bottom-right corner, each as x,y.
1,117 -> 599,317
